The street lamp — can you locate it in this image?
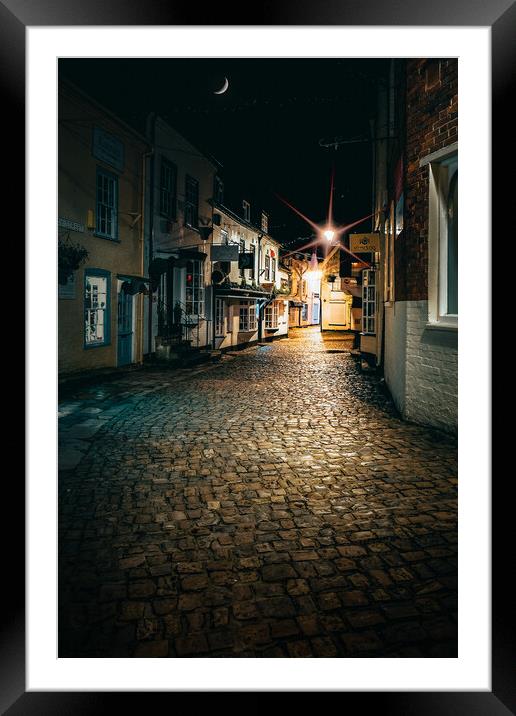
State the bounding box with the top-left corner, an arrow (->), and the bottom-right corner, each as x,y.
323,228 -> 335,241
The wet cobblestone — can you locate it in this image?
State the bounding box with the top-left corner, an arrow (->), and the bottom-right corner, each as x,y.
59,327 -> 458,657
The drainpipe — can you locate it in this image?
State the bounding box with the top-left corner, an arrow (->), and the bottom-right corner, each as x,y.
147,113 -> 156,356
257,233 -> 263,342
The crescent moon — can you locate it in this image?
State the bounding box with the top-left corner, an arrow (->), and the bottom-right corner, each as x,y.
214,77 -> 229,95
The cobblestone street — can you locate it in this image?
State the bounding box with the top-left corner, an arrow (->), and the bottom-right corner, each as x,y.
59,327 -> 458,658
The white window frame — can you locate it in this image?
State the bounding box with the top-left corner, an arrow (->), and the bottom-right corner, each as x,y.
242,200 -> 251,223
384,201 -> 395,304
265,302 -> 279,329
422,143 -> 458,329
264,250 -> 271,281
215,297 -> 227,336
239,300 -> 257,331
261,212 -> 268,233
362,269 -> 376,335
185,259 -> 204,317
84,272 -> 110,346
95,168 -> 118,240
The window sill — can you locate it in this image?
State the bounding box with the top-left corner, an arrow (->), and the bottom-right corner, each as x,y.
425,321 -> 458,332
84,341 -> 111,349
94,233 -> 121,243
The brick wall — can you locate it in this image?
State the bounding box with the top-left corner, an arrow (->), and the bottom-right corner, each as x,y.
401,58 -> 458,302
383,59 -> 458,433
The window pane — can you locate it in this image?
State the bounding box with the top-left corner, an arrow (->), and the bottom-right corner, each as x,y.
447,170 -> 458,314
85,275 -> 108,344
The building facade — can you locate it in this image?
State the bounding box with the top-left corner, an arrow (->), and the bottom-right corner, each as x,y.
320,247 -> 359,332
144,115 -> 218,359
211,203 -> 287,349
58,80 -> 149,376
284,255 -> 321,328
372,59 -> 458,433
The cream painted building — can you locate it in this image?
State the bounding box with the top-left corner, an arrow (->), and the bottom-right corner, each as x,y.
284,256 -> 321,328
58,80 -> 149,376
319,248 -> 359,332
211,204 -> 287,349
144,115 -> 218,357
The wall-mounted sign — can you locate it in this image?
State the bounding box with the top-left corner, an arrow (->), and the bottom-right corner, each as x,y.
211,244 -> 239,262
58,272 -> 76,300
92,126 -> 124,172
58,217 -> 84,233
349,233 -> 380,253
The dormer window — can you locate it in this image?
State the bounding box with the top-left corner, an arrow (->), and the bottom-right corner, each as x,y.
242,200 -> 251,223
261,211 -> 268,234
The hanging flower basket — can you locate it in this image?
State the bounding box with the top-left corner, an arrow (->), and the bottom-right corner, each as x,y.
58,237 -> 89,285
327,274 -> 337,283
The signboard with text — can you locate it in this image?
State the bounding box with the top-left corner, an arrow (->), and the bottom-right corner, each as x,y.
349,233 -> 380,253
92,126 -> 124,172
211,244 -> 239,262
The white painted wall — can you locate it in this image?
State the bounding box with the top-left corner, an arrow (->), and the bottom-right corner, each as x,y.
384,300 -> 458,433
384,302 -> 407,416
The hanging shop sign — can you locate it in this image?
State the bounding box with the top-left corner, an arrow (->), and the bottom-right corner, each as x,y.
349,233 -> 380,253
92,126 -> 124,172
211,244 -> 239,262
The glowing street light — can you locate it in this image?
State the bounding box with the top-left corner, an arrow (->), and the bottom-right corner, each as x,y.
323,229 -> 335,242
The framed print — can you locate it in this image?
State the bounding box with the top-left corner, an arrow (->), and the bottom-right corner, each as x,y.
3,0 -> 512,710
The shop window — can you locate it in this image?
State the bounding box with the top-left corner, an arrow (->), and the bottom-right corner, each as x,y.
84,270 -> 110,346
362,269 -> 376,335
239,301 -> 257,331
265,302 -> 279,329
215,298 -> 227,335
185,260 -> 204,316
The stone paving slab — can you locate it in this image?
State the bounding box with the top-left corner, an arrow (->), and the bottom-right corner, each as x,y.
58,327 -> 458,658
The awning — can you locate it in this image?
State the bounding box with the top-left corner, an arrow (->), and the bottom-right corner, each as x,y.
289,300 -> 304,307
148,249 -> 208,290
342,284 -> 362,298
213,286 -> 272,300
118,274 -> 151,295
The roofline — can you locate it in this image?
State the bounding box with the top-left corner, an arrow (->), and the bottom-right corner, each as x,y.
213,202 -> 280,246
152,113 -> 222,170
59,77 -> 150,149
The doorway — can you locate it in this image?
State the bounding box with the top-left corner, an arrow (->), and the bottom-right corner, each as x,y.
117,289 -> 133,366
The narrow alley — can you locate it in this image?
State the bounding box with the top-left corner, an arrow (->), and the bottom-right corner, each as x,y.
59,327 -> 457,658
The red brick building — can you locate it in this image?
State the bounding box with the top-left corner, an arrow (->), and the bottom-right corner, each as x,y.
369,59 -> 458,433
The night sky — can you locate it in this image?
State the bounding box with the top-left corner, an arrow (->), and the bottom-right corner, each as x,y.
60,58 -> 388,252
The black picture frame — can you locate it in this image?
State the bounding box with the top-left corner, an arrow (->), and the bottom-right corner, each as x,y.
5,0 -> 511,710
